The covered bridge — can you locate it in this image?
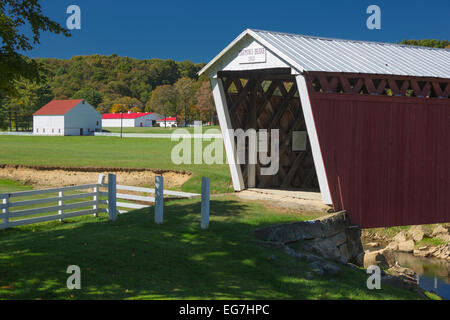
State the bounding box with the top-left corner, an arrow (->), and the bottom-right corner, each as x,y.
199,29 -> 450,228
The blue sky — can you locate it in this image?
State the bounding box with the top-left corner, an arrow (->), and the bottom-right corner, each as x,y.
26,0 -> 450,63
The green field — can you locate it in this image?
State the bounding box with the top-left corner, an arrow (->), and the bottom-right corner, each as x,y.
0,179 -> 426,300
0,135 -> 230,194
0,136 -> 435,300
103,126 -> 221,134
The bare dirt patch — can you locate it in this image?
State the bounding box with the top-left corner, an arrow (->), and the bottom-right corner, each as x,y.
238,189 -> 331,215
0,164 -> 191,189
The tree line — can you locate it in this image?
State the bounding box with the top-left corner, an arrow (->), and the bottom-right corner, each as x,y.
0,55 -> 217,130
1,0 -> 448,132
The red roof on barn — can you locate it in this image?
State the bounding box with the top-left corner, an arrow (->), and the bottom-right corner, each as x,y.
102,113 -> 154,119
33,100 -> 84,116
157,117 -> 177,122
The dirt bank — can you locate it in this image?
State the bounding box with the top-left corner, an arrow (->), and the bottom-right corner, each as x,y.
0,164 -> 191,189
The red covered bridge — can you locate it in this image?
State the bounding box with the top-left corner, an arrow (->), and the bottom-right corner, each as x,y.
200,29 -> 450,228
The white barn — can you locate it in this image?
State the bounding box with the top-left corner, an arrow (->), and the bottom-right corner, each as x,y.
33,99 -> 102,136
102,112 -> 163,128
156,117 -> 178,128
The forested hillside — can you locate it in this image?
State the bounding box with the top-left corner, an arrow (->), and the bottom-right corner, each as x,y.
37,55 -> 206,111
1,55 -> 215,131
1,38 -> 449,132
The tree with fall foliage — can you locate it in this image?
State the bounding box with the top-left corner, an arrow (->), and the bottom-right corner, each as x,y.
110,104 -> 128,113
174,77 -> 195,126
195,81 -> 216,124
146,85 -> 178,121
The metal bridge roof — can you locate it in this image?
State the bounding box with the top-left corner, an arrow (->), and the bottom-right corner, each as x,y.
200,29 -> 450,79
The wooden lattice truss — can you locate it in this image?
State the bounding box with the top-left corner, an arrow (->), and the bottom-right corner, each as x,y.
306,72 -> 450,98
220,73 -> 319,190
218,71 -> 450,190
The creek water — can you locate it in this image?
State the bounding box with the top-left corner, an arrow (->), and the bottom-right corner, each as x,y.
394,252 -> 450,300
363,243 -> 450,300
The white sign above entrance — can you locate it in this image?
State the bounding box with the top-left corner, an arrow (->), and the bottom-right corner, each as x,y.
238,44 -> 267,64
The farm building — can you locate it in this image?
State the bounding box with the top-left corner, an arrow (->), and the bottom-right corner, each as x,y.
156,117 -> 178,128
102,112 -> 163,128
200,29 -> 450,228
33,99 -> 102,136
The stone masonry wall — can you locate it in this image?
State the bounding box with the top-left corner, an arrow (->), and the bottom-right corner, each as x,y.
254,211 -> 364,265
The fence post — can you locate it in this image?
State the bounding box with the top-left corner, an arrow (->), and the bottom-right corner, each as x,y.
58,191 -> 64,222
94,174 -> 105,217
201,177 -> 210,230
108,173 -> 117,221
154,176 -> 164,224
2,196 -> 9,228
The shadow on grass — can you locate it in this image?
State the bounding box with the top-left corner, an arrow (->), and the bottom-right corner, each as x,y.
0,198 -> 423,300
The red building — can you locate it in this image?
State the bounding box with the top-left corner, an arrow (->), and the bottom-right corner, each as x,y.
200,29 -> 450,228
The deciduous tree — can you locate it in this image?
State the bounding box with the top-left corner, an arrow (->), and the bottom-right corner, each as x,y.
0,0 -> 70,97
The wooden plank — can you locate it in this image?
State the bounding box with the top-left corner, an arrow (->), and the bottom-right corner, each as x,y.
256,80 -> 278,114
94,174 -> 105,217
0,208 -> 108,230
281,152 -> 307,188
116,193 -> 155,203
111,184 -> 199,198
2,197 -> 9,227
296,75 -> 332,204
107,173 -> 117,221
247,79 -> 258,188
154,176 -> 164,224
211,78 -> 245,191
116,202 -> 148,209
268,84 -> 297,130
1,200 -> 98,219
201,177 -> 210,230
58,191 -> 63,222
0,184 -> 99,198
7,192 -> 97,208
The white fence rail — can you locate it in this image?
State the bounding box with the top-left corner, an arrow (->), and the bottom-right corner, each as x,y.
0,173 -> 202,229
103,181 -> 200,214
0,182 -> 112,230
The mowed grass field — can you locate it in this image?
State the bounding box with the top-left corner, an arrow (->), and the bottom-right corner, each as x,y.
0,178 -> 427,300
0,135 -> 230,194
103,125 -> 220,134
0,137 -> 435,300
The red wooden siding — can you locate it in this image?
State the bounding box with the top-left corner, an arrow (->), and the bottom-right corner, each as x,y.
309,93 -> 450,228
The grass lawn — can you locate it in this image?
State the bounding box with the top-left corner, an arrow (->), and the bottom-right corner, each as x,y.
103,126 -> 221,134
0,185 -> 426,300
0,135 -> 230,194
0,179 -> 33,193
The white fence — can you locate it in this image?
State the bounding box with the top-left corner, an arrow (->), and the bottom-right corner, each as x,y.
0,132 -> 33,136
94,132 -> 222,139
0,173 -> 203,230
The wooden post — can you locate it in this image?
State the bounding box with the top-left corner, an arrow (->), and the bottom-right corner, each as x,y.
2,196 -> 9,228
248,80 -> 257,188
201,177 -> 210,230
210,78 -> 245,191
154,176 -> 164,224
108,173 -> 117,221
296,75 -> 332,205
58,191 -> 64,222
94,174 -> 105,217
